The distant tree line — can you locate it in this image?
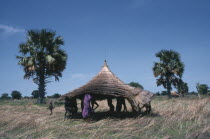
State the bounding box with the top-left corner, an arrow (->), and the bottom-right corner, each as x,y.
1,90 -> 22,100
155,82 -> 209,97
1,93 -> 11,99
155,91 -> 199,96
31,90 -> 61,99
1,90 -> 61,100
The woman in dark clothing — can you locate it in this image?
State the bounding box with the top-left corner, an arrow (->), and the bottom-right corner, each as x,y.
116,97 -> 127,112
107,98 -> 114,112
64,97 -> 70,119
64,96 -> 78,119
70,97 -> 78,114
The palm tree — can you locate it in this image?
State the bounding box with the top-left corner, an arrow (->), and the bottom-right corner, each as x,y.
17,29 -> 67,103
153,50 -> 184,99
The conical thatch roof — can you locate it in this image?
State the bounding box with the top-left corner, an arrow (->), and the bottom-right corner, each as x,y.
62,60 -> 154,111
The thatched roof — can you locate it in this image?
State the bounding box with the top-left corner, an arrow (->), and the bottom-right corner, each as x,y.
62,60 -> 154,111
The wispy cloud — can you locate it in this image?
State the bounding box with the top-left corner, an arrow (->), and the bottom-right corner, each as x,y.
0,24 -> 25,34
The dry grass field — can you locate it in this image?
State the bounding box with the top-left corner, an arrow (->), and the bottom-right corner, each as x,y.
0,96 -> 210,139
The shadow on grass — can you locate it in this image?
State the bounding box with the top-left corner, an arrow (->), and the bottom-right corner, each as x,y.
65,111 -> 161,121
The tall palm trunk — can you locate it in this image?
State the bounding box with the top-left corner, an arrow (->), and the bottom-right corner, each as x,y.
38,64 -> 46,104
38,73 -> 46,103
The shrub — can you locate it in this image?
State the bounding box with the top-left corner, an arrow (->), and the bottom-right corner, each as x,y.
1,93 -> 10,99
156,92 -> 160,96
11,91 -> 22,99
128,82 -> 144,89
31,90 -> 39,98
24,96 -> 30,99
161,91 -> 167,96
51,93 -> 61,98
196,83 -> 208,95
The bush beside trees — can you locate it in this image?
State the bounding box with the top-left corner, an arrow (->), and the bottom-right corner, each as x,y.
187,91 -> 197,95
51,93 -> 61,98
128,82 -> 144,89
176,81 -> 189,97
31,90 -> 39,98
24,96 -> 30,99
196,83 -> 208,98
161,91 -> 168,96
47,93 -> 61,98
156,92 -> 161,96
1,93 -> 10,99
11,91 -> 22,99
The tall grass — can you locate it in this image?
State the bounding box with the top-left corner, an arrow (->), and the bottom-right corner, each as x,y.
0,96 -> 210,139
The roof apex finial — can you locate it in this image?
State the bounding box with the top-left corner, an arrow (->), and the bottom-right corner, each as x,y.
103,60 -> 108,67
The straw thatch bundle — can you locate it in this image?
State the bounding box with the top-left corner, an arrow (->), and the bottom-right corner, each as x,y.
171,91 -> 180,97
62,61 -> 154,112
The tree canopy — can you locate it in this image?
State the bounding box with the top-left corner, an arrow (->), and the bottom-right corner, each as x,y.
11,91 -> 22,99
17,29 -> 67,103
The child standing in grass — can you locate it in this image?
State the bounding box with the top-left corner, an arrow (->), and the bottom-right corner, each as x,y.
48,100 -> 55,115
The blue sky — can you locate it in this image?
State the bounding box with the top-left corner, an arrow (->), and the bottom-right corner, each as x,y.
0,0 -> 210,97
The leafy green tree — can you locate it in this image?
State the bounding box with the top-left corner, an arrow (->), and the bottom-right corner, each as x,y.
17,29 -> 67,103
11,91 -> 22,99
196,83 -> 208,98
128,82 -> 144,89
153,50 -> 184,99
31,90 -> 39,98
51,93 -> 61,98
1,93 -> 10,99
176,81 -> 189,97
